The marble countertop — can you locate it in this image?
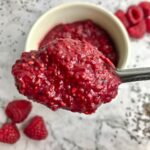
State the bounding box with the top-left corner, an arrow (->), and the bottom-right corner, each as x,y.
0,0 -> 150,150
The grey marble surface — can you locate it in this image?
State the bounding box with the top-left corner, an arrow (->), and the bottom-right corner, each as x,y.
0,0 -> 150,150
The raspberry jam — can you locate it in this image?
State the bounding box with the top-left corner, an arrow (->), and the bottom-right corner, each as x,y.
39,20 -> 118,66
12,39 -> 121,114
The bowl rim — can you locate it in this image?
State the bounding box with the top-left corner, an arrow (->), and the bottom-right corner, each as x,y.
25,2 -> 130,69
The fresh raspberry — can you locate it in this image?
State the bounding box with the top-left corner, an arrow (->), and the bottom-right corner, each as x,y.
127,5 -> 144,25
24,116 -> 48,140
5,100 -> 32,123
128,20 -> 146,38
115,9 -> 130,28
146,18 -> 150,32
139,1 -> 150,17
0,123 -> 20,144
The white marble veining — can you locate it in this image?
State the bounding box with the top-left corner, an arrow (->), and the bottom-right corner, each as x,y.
0,0 -> 150,150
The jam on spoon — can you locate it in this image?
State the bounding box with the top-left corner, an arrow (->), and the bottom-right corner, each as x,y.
12,38 -> 121,114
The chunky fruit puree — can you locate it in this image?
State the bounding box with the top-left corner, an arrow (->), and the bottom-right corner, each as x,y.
39,20 -> 118,65
12,39 -> 121,114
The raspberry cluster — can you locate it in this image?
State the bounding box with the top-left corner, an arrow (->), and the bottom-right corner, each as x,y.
115,1 -> 150,38
0,100 -> 48,144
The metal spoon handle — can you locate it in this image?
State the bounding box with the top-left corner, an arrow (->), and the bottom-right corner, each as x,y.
116,68 -> 150,83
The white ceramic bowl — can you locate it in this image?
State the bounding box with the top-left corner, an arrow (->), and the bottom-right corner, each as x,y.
25,2 -> 130,68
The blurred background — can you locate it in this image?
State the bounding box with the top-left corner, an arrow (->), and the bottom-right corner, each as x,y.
0,0 -> 150,150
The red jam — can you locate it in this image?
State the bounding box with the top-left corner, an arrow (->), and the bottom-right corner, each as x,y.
39,20 -> 118,66
12,39 -> 121,114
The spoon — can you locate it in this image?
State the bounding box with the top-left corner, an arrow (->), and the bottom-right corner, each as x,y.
117,67 -> 150,82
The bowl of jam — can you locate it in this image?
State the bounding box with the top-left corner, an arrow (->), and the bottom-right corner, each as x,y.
25,2 -> 130,68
